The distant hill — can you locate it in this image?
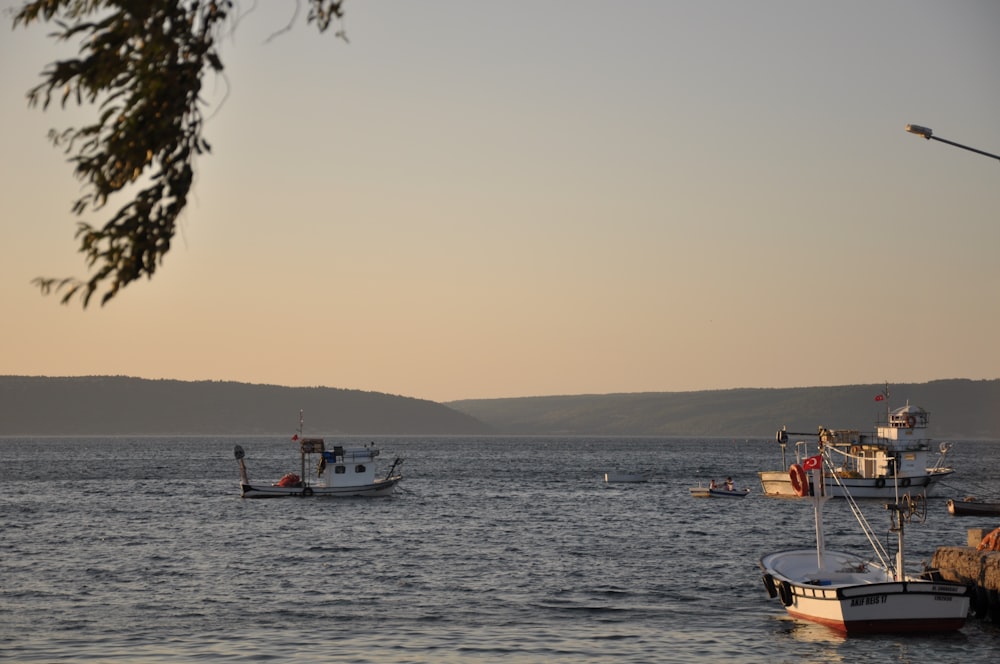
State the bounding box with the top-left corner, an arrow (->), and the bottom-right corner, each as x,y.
447,379 -> 1000,439
3,376 -> 998,438
0,376 -> 491,436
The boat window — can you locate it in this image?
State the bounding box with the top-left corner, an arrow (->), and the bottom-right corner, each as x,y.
355,464 -> 366,473
334,466 -> 346,474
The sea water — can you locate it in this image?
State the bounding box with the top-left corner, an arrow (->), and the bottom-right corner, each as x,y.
2,436 -> 1000,663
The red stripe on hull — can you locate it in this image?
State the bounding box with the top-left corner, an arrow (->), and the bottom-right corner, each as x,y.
787,609 -> 965,635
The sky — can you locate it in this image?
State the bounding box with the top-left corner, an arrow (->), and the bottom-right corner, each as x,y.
1,1 -> 999,403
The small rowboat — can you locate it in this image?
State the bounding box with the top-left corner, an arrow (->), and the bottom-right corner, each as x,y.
947,499 -> 1000,517
689,485 -> 750,498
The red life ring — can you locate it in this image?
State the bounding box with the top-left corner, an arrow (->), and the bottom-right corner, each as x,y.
789,463 -> 809,497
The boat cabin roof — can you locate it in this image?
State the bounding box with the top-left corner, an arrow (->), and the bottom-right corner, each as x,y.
888,404 -> 928,428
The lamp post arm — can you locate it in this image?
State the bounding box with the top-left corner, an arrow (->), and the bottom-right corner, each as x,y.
928,135 -> 1000,163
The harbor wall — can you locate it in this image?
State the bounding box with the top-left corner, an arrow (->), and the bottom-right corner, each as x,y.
930,528 -> 1000,622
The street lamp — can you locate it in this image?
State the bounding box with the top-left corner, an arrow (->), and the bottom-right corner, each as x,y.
905,124 -> 1000,163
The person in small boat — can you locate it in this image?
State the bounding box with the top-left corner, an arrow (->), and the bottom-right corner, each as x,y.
709,479 -> 718,489
725,477 -> 735,491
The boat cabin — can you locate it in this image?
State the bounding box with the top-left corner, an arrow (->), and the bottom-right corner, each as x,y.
877,404 -> 930,449
818,410 -> 932,479
298,438 -> 381,489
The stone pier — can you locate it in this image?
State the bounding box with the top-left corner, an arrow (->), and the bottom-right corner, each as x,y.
929,527 -> 1000,622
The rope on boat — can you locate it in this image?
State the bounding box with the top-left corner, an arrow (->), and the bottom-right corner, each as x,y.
938,478 -> 1000,501
821,453 -> 895,573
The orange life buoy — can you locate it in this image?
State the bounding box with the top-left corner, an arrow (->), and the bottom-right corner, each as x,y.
789,463 -> 809,497
905,415 -> 916,428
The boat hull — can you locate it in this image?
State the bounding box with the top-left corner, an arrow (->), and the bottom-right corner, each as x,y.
240,476 -> 401,499
760,549 -> 969,634
947,499 -> 1000,516
758,469 -> 952,499
786,591 -> 968,634
689,487 -> 750,498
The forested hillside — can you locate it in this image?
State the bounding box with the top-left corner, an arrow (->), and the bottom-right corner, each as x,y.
0,376 -> 490,435
448,379 -> 1000,439
2,376 -> 997,438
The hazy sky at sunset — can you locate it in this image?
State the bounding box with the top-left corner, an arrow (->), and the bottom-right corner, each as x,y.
1,1 -> 998,403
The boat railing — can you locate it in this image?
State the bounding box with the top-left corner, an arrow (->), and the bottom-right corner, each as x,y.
321,447 -> 380,462
792,440 -> 814,464
819,428 -> 861,446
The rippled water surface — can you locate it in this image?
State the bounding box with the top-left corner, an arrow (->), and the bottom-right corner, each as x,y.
2,436 -> 1000,662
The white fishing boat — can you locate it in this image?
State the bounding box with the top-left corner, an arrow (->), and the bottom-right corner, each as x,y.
758,398 -> 954,499
235,412 -> 402,498
759,453 -> 969,634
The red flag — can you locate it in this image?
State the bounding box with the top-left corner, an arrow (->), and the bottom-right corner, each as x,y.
802,454 -> 823,470
291,434 -> 299,441
874,394 -> 885,402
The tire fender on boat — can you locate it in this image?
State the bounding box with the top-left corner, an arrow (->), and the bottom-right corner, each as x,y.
900,477 -> 911,488
777,581 -> 794,607
875,477 -> 886,489
302,487 -> 314,497
923,476 -> 932,487
789,464 -> 809,497
762,574 -> 777,599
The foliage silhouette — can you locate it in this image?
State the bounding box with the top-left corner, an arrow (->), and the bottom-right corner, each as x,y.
13,0 -> 345,306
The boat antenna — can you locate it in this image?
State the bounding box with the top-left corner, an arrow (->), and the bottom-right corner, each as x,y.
234,445 -> 250,484
885,487 -> 928,581
875,382 -> 891,425
776,427 -> 788,468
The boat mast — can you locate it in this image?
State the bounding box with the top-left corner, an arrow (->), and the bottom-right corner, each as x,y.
896,510 -> 905,581
298,409 -> 306,482
811,461 -> 830,570
887,489 -> 908,581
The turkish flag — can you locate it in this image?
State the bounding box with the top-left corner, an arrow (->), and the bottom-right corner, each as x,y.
291,434 -> 299,441
874,394 -> 885,402
802,454 -> 823,470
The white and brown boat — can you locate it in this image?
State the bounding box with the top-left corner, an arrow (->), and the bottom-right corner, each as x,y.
758,399 -> 954,499
759,453 -> 969,634
235,411 -> 402,499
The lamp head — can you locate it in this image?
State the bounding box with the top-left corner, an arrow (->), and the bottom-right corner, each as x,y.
905,124 -> 933,139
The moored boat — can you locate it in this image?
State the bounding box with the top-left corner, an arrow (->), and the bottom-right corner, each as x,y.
604,471 -> 652,483
690,478 -> 750,498
947,499 -> 1000,517
235,411 -> 403,498
759,452 -> 970,634
758,397 -> 954,499
689,486 -> 751,498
